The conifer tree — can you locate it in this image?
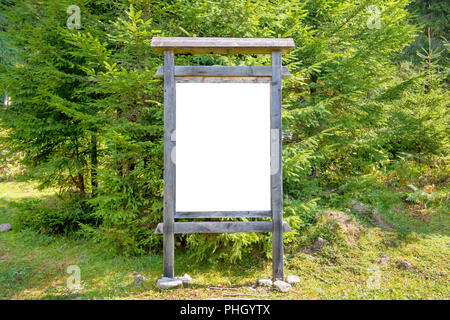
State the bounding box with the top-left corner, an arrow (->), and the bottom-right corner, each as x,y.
1,0 -> 446,258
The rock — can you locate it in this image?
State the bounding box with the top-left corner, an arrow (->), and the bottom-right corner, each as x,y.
273,280 -> 291,292
377,254 -> 390,265
257,278 -> 273,287
313,237 -> 329,250
156,278 -> 183,289
0,223 -> 11,232
397,261 -> 413,270
133,274 -> 146,286
301,237 -> 330,254
173,275 -> 193,287
349,200 -> 371,216
155,274 -> 192,289
285,275 -> 300,284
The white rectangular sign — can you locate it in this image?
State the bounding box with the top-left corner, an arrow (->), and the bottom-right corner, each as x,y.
176,82 -> 271,212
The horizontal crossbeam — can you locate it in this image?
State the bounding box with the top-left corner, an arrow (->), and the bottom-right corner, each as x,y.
175,76 -> 271,83
175,211 -> 272,219
154,66 -> 291,78
151,37 -> 295,54
154,221 -> 292,234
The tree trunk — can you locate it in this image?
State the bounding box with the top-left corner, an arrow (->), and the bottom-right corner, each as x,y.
90,134 -> 98,196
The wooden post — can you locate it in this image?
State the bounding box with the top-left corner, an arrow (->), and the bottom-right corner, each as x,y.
271,50 -> 284,281
163,50 -> 176,278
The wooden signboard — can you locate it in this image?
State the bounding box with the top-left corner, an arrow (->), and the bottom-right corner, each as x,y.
151,37 -> 295,281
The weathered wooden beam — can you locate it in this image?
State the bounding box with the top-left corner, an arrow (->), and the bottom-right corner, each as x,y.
155,221 -> 292,234
163,50 -> 176,278
175,76 -> 271,83
175,211 -> 272,219
271,50 -> 284,281
154,66 -> 291,78
151,37 -> 295,54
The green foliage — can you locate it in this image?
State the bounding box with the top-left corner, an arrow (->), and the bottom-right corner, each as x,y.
0,0 -> 448,262
0,263 -> 33,293
11,197 -> 97,235
402,0 -> 449,70
185,231 -> 264,264
75,5 -> 164,255
18,229 -> 54,247
405,184 -> 437,206
380,36 -> 449,158
1,2 -> 164,255
283,198 -> 320,242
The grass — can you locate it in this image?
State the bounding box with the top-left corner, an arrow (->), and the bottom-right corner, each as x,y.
0,178 -> 449,300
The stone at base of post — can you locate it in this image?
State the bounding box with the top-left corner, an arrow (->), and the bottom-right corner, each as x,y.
273,280 -> 291,292
156,274 -> 192,290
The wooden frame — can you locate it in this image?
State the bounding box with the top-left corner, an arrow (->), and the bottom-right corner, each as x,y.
155,221 -> 292,234
151,37 -> 295,281
151,37 -> 295,54
154,66 -> 291,78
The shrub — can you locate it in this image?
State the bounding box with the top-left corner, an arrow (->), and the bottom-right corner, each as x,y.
12,197 -> 98,235
4,0 -> 447,262
184,231 -> 264,264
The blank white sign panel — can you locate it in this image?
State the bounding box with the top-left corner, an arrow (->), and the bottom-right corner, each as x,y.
176,82 -> 271,212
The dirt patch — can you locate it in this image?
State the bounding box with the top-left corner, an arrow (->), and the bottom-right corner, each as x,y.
301,210 -> 362,255
322,210 -> 362,245
0,253 -> 9,260
301,210 -> 362,254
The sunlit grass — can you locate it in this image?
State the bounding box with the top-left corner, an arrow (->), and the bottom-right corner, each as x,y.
0,180 -> 55,201
0,179 -> 448,300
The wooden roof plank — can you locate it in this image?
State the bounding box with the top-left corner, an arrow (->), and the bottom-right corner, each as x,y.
151,37 -> 295,54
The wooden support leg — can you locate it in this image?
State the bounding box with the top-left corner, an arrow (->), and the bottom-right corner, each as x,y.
163,50 -> 176,278
271,51 -> 284,281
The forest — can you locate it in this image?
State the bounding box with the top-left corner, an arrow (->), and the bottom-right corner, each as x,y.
0,0 -> 448,300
